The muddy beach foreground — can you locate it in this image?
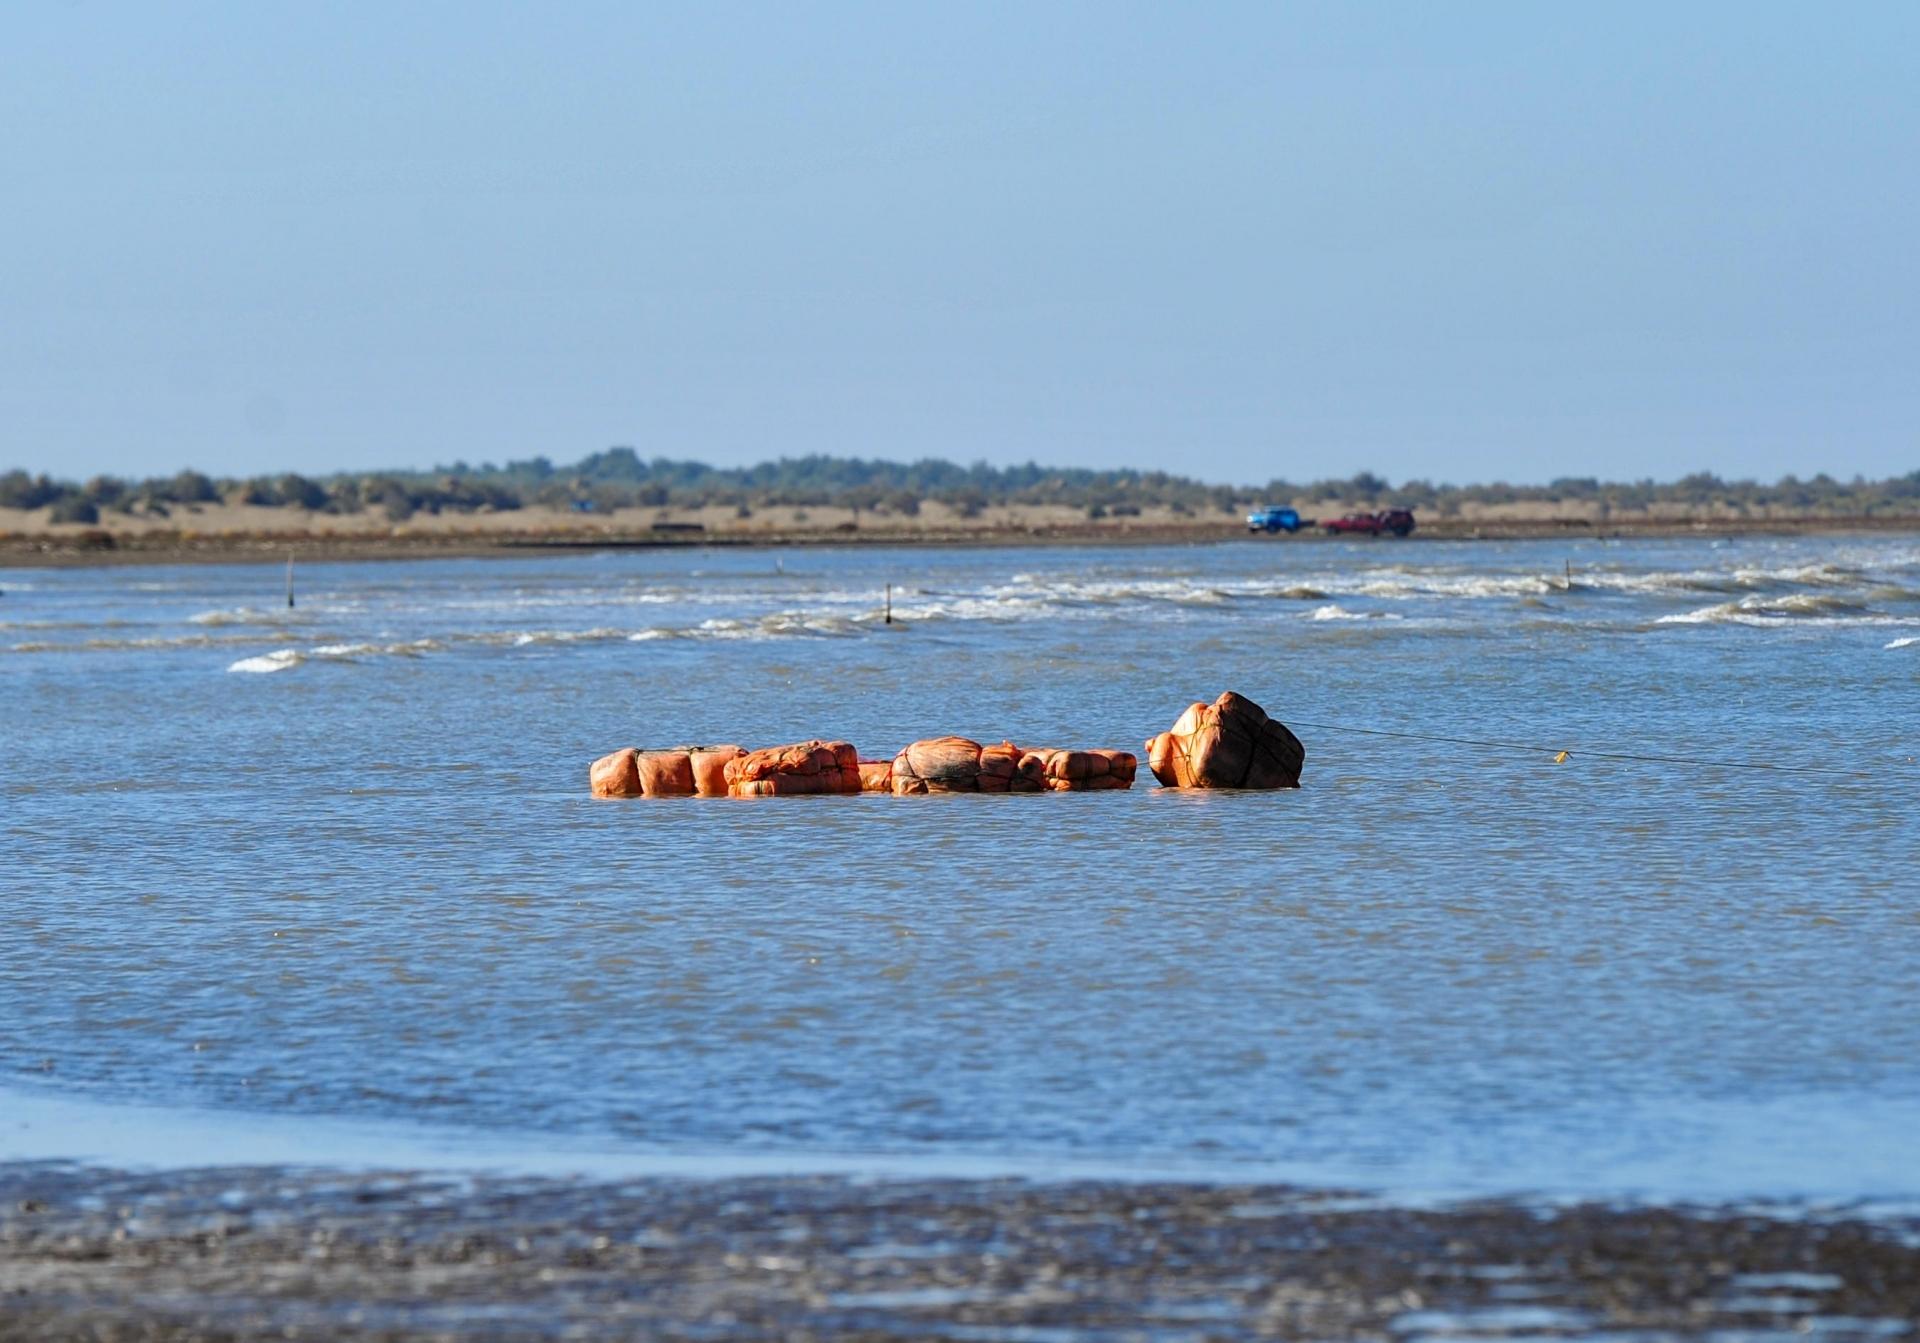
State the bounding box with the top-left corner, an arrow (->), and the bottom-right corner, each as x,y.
3,1166 -> 1916,1341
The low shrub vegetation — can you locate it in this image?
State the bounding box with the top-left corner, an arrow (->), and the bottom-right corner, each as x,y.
5,453 -> 1918,522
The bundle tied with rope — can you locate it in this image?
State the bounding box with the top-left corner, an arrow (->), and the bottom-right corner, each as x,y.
890,737 -> 1138,794
590,744 -> 745,798
724,740 -> 862,797
1146,691 -> 1304,790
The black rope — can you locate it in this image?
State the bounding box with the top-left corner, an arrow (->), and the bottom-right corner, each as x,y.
1282,719 -> 1893,779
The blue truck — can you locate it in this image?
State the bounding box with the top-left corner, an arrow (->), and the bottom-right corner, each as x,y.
1246,506 -> 1302,533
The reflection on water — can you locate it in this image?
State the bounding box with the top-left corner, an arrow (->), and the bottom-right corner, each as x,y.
2,536 -> 1917,1196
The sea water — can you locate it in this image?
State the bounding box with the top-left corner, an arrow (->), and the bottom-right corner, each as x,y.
2,534 -> 1916,1199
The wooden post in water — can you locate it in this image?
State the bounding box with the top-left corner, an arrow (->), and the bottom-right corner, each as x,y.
286,553 -> 295,609
885,583 -> 892,625
1565,558 -> 1572,590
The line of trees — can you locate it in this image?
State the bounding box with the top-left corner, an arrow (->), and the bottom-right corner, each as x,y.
5,451 -> 1920,523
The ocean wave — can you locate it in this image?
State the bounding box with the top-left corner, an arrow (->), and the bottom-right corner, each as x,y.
1351,574 -> 1558,599
690,613 -> 869,640
1003,570 -> 1577,605
1887,637 -> 1919,650
981,573 -> 1542,608
905,598 -> 1053,622
1656,592 -> 1874,624
0,618 -> 136,632
1306,604 -> 1401,622
228,649 -> 304,674
1731,561 -> 1863,588
1754,592 -> 1866,615
569,566 -> 1898,616
1579,570 -> 1741,596
226,640 -> 439,673
1580,561 -> 1881,597
11,632 -> 268,654
190,606 -> 304,627
981,578 -> 1235,608
25,548 -> 1920,666
1867,584 -> 1920,604
435,591 -> 688,614
622,614 -> 874,642
508,626 -> 631,647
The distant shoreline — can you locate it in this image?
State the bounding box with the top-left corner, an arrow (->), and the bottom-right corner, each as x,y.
5,507 -> 1920,568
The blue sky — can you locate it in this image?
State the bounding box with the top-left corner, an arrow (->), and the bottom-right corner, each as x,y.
3,2 -> 1915,484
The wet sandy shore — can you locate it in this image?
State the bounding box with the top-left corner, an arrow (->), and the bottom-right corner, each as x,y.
3,1165 -> 1916,1341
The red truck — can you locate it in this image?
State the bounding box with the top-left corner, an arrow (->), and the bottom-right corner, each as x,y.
1323,509 -> 1416,537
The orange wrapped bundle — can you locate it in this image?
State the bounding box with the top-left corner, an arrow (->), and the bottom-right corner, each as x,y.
724,740 -> 861,797
978,740 -> 1047,793
589,747 -> 698,798
891,736 -> 983,794
680,744 -> 746,797
857,760 -> 894,792
891,737 -> 1043,794
891,738 -> 1132,793
1145,690 -> 1304,789
590,748 -> 644,798
1020,747 -> 1137,792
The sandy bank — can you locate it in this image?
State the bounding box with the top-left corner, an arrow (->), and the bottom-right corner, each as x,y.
5,501 -> 1920,567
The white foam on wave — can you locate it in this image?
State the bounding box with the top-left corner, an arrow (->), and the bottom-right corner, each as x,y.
902,594 -> 1054,622
983,576 -> 1237,608
225,639 -> 440,673
1580,569 -> 1741,596
512,565 -> 1908,625
310,642 -> 385,658
995,569 -> 1598,606
1352,573 -> 1558,600
1306,603 -> 1400,622
769,613 -> 865,638
1656,592 -> 1885,625
626,617 -> 869,642
992,574 -> 1547,609
440,590 -> 686,614
682,612 -> 868,640
228,649 -> 303,673
1887,637 -> 1919,650
509,626 -> 629,647
1732,561 -> 1863,588
1761,593 -> 1866,615
1580,560 -> 1895,599
213,615 -> 879,663
944,576 -> 1358,613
